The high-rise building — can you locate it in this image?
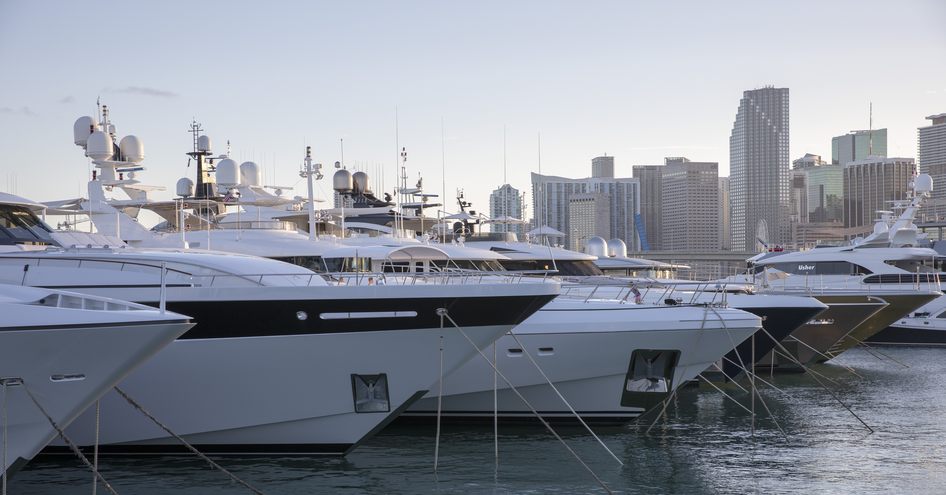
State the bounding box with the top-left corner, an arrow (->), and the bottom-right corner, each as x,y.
592,156 -> 615,178
719,177 -> 731,251
790,170 -> 808,225
919,113 -> 946,220
831,129 -> 888,165
843,157 -> 915,235
660,158 -> 720,251
632,164 -> 662,250
488,184 -> 525,236
532,157 -> 640,250
729,86 -> 791,251
792,153 -> 843,223
567,193 -> 611,251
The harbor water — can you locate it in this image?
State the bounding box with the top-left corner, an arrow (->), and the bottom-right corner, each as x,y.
10,347 -> 946,494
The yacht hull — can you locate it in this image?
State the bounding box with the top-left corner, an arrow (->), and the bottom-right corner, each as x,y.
404,305 -> 760,424
2,320 -> 191,481
757,295 -> 887,368
824,292 -> 940,359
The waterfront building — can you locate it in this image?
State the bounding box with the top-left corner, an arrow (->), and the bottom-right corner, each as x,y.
832,129 -> 888,165
488,184 -> 525,235
532,156 -> 641,251
793,153 -> 843,223
843,157 -> 915,236
567,193 -> 611,251
919,113 -> 946,220
729,86 -> 791,251
660,158 -> 720,251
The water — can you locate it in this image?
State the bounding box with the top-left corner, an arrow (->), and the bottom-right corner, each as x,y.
10,347 -> 946,494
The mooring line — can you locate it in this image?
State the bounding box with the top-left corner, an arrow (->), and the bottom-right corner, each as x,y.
113,387 -> 266,494
438,309 -> 614,495
506,331 -> 624,467
761,330 -> 873,433
19,380 -> 118,495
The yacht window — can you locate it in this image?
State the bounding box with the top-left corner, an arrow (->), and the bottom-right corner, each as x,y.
766,261 -> 872,276
272,256 -> 325,272
935,311 -> 946,319
884,259 -> 938,273
324,256 -> 371,273
0,206 -> 54,244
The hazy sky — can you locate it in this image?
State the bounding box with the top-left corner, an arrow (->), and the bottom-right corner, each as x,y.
1,0 -> 944,219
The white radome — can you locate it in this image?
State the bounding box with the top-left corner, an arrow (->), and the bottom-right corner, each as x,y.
86,131 -> 113,161
215,158 -> 240,188
119,135 -> 145,163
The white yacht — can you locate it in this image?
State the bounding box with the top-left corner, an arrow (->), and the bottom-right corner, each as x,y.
0,192 -> 558,455
0,284 -> 192,480
741,174 -> 943,357
289,243 -> 765,422
460,235 -> 830,380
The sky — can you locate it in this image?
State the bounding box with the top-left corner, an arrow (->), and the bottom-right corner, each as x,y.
1,0 -> 945,221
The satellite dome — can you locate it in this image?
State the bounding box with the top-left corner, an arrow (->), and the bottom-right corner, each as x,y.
333,169 -> 353,193
607,238 -> 627,258
585,236 -> 608,257
215,158 -> 240,187
352,171 -> 369,194
915,173 -> 933,194
240,161 -> 261,187
119,135 -> 145,163
73,116 -> 98,147
176,177 -> 194,198
86,131 -> 113,161
197,135 -> 212,153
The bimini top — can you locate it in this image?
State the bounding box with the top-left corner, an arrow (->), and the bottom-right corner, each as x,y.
0,192 -> 46,212
320,244 -> 453,262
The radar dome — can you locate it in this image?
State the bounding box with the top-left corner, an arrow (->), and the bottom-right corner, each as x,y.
585,236 -> 608,257
352,171 -> 369,194
215,158 -> 240,188
176,177 -> 194,198
85,131 -> 113,161
333,169 -> 353,193
73,116 -> 98,147
240,162 -> 261,187
915,173 -> 933,194
119,135 -> 145,163
607,238 -> 627,258
197,135 -> 212,153
873,221 -> 889,235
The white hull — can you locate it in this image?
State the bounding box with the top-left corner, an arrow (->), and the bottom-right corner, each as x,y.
59,324 -> 510,454
407,304 -> 759,422
2,320 -> 191,478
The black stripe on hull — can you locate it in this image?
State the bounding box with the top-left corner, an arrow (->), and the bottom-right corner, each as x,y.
138,294 -> 555,339
394,411 -> 641,426
38,443 -> 356,457
721,306 -> 825,380
867,326 -> 946,346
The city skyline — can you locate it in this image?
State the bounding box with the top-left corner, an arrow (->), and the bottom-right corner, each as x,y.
0,1 -> 944,221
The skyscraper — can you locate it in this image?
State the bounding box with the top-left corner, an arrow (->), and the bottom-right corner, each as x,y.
488,184 -> 525,236
843,157 -> 915,235
919,113 -> 946,220
729,87 -> 791,251
831,129 -> 888,165
532,157 -> 640,250
632,164 -> 662,250
592,155 -> 615,178
661,157 -> 720,251
719,177 -> 731,251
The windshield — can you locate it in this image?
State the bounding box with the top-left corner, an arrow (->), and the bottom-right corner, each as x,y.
0,205 -> 54,245
500,259 -> 603,276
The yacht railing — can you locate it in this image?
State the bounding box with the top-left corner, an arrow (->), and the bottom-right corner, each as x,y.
189,270 -> 540,288
559,279 -> 736,307
763,271 -> 943,295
